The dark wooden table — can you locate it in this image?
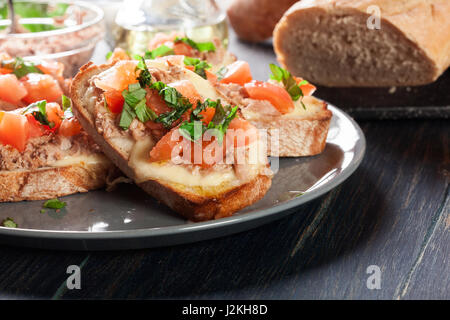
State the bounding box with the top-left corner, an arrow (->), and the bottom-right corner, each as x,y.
0,32 -> 448,300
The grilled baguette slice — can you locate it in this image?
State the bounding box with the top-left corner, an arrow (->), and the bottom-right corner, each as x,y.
240,96 -> 332,157
274,0 -> 450,87
0,159 -> 113,202
71,62 -> 272,221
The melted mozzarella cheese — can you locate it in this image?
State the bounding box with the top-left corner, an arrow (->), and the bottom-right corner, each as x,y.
128,137 -> 238,186
52,154 -> 109,167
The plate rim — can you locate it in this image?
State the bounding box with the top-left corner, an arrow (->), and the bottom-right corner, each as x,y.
0,104 -> 366,242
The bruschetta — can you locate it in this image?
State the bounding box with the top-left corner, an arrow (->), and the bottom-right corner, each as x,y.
108,33 -> 236,74
215,62 -> 332,157
71,58 -> 272,221
0,53 -> 69,111
0,98 -> 114,202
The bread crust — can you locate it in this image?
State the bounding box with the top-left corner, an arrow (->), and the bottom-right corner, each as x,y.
71,62 -> 272,221
0,162 -> 112,202
248,111 -> 332,157
227,0 -> 298,42
274,0 -> 450,87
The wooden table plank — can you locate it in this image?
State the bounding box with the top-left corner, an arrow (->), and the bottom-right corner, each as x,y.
53,120 -> 448,299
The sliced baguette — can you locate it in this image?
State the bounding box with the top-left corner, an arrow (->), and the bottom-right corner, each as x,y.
71,62 -> 272,221
273,0 -> 450,87
0,160 -> 113,202
241,96 -> 332,157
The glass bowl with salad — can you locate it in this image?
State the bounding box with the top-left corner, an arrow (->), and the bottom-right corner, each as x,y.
0,0 -> 104,77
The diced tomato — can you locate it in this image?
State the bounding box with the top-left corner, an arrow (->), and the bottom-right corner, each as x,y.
205,69 -> 218,85
20,73 -> 63,104
45,102 -> 63,130
149,117 -> 259,167
293,76 -> 316,96
107,47 -> 131,63
149,127 -> 186,162
168,80 -> 202,105
0,112 -> 29,151
226,117 -> 258,148
0,68 -> 12,74
145,88 -> 171,115
104,90 -> 124,114
59,117 -> 82,137
37,60 -> 64,79
219,61 -> 252,86
93,60 -> 138,92
0,74 -> 28,104
25,114 -> 44,139
173,42 -> 196,56
244,80 -> 294,114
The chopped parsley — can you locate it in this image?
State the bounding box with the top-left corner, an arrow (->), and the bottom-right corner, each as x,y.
43,198 -> 67,210
1,217 -> 17,228
183,57 -> 212,79
174,37 -> 216,52
1,57 -> 43,79
105,51 -> 113,60
144,45 -> 175,59
22,100 -> 55,128
269,64 -> 308,109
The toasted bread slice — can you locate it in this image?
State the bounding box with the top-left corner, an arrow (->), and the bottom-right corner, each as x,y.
241,96 -> 332,157
71,61 -> 272,221
0,159 -> 113,202
216,81 -> 332,157
0,108 -> 116,202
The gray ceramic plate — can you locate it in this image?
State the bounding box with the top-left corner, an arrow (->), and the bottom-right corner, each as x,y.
0,105 -> 365,250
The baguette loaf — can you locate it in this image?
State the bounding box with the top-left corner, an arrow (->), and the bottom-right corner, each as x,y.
227,0 -> 298,42
273,0 -> 450,87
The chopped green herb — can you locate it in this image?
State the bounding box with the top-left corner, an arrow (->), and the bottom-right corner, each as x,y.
105,51 -> 113,60
174,37 -> 216,52
207,103 -> 238,143
122,83 -> 146,107
61,95 -> 71,111
179,99 -> 238,143
22,100 -> 55,128
1,57 -> 43,79
40,209 -> 46,214
149,81 -> 193,128
43,198 -> 66,209
179,120 -> 206,142
269,64 -> 307,108
135,56 -> 152,87
119,102 -> 136,130
1,217 -> 17,228
61,95 -> 75,119
144,45 -> 175,59
135,98 -> 157,123
183,57 -> 212,79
